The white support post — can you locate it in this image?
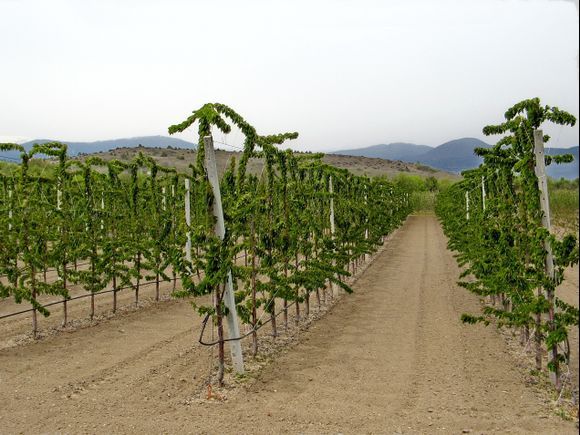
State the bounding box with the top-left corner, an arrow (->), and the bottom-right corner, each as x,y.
329,175 -> 335,235
481,176 -> 486,211
204,135 -> 245,374
329,175 -> 337,296
100,192 -> 105,231
161,187 -> 166,211
364,193 -> 369,263
184,178 -> 192,263
56,187 -> 62,234
465,191 -> 470,221
533,129 -> 557,387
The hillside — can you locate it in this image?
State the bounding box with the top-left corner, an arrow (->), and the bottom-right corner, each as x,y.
0,136 -> 197,161
335,142 -> 432,161
4,135 -> 576,179
334,138 -> 579,179
333,137 -> 490,173
76,146 -> 457,180
418,137 -> 490,173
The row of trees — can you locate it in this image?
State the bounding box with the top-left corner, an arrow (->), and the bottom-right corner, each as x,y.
435,98 -> 579,391
1,103 -> 416,384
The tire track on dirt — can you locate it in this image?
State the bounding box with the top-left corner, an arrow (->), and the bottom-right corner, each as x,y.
204,215 -> 576,434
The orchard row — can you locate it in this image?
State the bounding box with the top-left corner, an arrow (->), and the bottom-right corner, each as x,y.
1,103 -> 415,384
436,98 -> 579,391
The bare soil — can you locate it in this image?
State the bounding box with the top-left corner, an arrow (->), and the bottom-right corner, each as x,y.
0,215 -> 576,434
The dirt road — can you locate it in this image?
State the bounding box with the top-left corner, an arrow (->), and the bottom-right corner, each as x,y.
0,215 -> 576,434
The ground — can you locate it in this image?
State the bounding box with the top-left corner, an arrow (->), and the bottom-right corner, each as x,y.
0,215 -> 577,434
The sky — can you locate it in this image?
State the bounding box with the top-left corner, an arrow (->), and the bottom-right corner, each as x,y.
0,0 -> 578,151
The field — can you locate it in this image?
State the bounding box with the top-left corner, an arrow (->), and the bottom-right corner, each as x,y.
550,180 -> 579,235
0,215 -> 577,433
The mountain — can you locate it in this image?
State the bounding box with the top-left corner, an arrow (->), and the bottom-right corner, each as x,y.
418,138 -> 491,173
333,137 -> 490,172
3,135 -> 577,179
0,136 -> 196,161
336,142 -> 432,161
333,138 -> 578,178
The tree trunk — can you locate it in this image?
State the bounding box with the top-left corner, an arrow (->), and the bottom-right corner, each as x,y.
535,312 -> 542,371
155,272 -> 160,302
90,250 -> 96,320
62,271 -> 68,327
548,298 -> 560,389
269,299 -> 277,338
294,253 -> 300,324
216,285 -> 225,387
112,274 -> 117,313
520,325 -> 530,347
250,219 -> 258,356
135,252 -> 141,307
31,284 -> 38,339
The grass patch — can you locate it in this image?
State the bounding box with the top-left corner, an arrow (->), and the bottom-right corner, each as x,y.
550,187 -> 579,234
412,191 -> 436,212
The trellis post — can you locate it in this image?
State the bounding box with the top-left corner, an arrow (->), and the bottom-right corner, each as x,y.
204,135 -> 245,374
184,178 -> 192,263
533,129 -> 559,389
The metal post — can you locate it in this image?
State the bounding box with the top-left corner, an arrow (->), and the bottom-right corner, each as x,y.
204,135 -> 245,374
465,191 -> 470,220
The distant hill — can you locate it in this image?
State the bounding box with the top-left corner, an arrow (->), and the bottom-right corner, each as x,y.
333,138 -> 579,179
83,146 -> 458,180
0,136 -> 196,161
336,142 -> 432,161
3,135 -> 577,179
418,138 -> 490,173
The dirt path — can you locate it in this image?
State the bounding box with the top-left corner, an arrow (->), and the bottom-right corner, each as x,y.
0,215 -> 576,434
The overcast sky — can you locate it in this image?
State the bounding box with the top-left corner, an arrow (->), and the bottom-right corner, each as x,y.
0,0 -> 578,151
